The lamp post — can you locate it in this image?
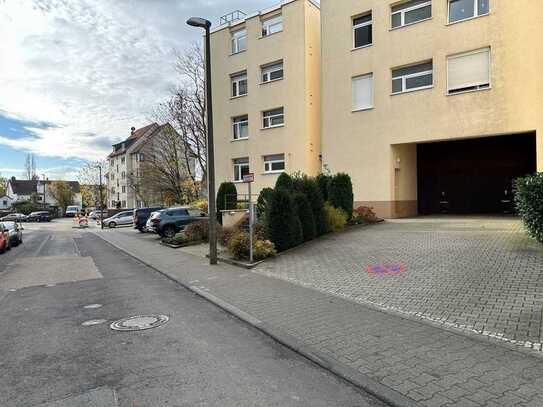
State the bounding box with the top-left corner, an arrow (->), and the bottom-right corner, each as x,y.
95,164 -> 104,230
41,173 -> 46,209
187,16 -> 217,265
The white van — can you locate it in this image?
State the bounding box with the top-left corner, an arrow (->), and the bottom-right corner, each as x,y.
65,206 -> 80,217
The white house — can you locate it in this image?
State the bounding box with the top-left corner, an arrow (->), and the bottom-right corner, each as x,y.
0,195 -> 13,210
6,177 -> 83,208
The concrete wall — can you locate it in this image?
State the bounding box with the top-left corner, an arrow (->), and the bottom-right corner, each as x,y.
211,0 -> 321,199
321,0 -> 543,218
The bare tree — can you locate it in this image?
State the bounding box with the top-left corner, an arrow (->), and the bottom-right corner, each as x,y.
154,43 -> 207,185
77,161 -> 108,209
24,153 -> 38,180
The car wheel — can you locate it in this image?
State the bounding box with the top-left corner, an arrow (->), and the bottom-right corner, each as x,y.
109,221 -> 117,228
163,225 -> 176,238
138,228 -> 146,233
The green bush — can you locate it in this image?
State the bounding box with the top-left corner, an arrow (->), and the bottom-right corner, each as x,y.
316,174 -> 331,202
325,203 -> 348,232
257,187 -> 274,224
275,172 -> 294,191
253,240 -> 277,261
329,173 -> 354,219
216,182 -> 238,212
294,174 -> 328,236
185,219 -> 209,242
191,198 -> 208,214
268,189 -> 303,252
515,173 -> 543,243
293,192 -> 316,242
162,233 -> 189,246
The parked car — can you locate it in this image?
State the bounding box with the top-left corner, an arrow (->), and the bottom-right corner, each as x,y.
65,206 -> 80,217
145,210 -> 164,234
103,211 -> 134,228
150,207 -> 208,238
0,213 -> 27,222
133,207 -> 163,232
27,211 -> 52,222
89,210 -> 109,220
0,223 -> 10,253
1,221 -> 23,247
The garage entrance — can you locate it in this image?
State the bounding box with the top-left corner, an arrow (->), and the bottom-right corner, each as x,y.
417,132 -> 536,215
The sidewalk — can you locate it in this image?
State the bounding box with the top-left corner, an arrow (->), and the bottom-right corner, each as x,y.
92,229 -> 543,407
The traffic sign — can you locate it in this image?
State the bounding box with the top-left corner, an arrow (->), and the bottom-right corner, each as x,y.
243,173 -> 255,183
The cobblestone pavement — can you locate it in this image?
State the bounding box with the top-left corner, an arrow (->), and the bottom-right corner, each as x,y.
256,216 -> 543,348
93,227 -> 543,407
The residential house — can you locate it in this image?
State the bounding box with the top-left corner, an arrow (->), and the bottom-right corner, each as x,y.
0,195 -> 13,210
6,177 -> 83,208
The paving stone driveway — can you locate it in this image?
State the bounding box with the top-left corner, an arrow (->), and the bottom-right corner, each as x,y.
256,217 -> 543,346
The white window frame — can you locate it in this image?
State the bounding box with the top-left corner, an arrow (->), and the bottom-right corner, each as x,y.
231,72 -> 248,98
352,13 -> 373,49
261,61 -> 284,83
352,73 -> 374,111
232,115 -> 249,140
263,154 -> 286,174
392,62 -> 433,94
391,1 -> 432,29
446,48 -> 491,95
262,14 -> 283,37
262,108 -> 284,129
231,29 -> 247,54
448,0 -> 489,24
233,158 -> 250,182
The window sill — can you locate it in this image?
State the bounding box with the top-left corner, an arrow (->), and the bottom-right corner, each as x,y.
259,31 -> 283,40
446,86 -> 491,96
352,106 -> 374,113
391,85 -> 433,96
233,181 -> 245,184
230,50 -> 247,57
231,138 -> 249,142
351,43 -> 373,52
230,94 -> 248,100
261,124 -> 285,130
260,78 -> 284,85
263,170 -> 285,175
446,12 -> 489,26
389,17 -> 432,31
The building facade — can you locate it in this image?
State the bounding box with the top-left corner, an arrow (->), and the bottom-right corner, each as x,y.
6,177 -> 82,209
107,123 -> 195,209
321,0 -> 543,217
210,0 -> 321,199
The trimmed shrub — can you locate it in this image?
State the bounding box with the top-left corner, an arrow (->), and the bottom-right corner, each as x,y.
316,173 -> 331,202
329,173 -> 354,219
253,240 -> 277,261
218,225 -> 237,247
515,173 -> 543,243
162,233 -> 189,246
293,192 -> 316,242
268,189 -> 303,252
353,206 -> 380,224
275,172 -> 294,191
216,182 -> 238,212
257,187 -> 274,224
325,203 -> 348,232
296,175 -> 328,236
185,220 -> 209,242
228,231 -> 250,260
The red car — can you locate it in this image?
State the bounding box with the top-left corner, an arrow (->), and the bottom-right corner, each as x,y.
0,223 -> 10,254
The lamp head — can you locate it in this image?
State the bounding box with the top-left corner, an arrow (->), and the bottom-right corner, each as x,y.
187,17 -> 211,29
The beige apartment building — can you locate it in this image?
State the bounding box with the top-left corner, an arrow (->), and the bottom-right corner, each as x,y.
321,0 -> 543,217
210,0 -> 321,199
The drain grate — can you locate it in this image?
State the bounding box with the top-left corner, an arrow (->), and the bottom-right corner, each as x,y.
110,315 -> 169,332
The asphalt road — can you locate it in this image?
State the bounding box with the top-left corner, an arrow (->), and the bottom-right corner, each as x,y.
0,222 -> 388,407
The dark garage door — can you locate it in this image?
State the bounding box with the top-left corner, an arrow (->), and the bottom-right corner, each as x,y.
417,133 -> 536,215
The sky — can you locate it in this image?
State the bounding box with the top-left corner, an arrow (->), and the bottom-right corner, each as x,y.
0,0 -> 278,181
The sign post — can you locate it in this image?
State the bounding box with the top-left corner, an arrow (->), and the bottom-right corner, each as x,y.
243,173 -> 255,263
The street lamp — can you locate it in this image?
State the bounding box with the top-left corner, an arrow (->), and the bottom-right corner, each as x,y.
187,16 -> 217,265
41,173 -> 46,209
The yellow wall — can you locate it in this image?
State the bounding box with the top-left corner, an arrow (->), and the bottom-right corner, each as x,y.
321,0 -> 543,217
210,0 -> 321,199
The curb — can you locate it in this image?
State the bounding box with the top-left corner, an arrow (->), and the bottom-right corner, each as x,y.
91,231 -> 421,407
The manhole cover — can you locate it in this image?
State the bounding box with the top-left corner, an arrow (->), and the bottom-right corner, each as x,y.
84,304 -> 103,309
82,319 -> 108,326
110,315 -> 169,332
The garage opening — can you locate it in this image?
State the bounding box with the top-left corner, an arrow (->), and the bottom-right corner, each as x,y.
417,132 -> 536,215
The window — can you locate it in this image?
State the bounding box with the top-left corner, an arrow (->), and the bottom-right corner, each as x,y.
111,174 -> 115,181
231,29 -> 247,54
122,200 -> 126,208
111,187 -> 116,194
263,108 -> 284,129
262,14 -> 283,37
261,61 -> 284,83
264,154 -> 285,173
232,115 -> 249,140
169,209 -> 189,216
233,158 -> 250,182
121,171 -> 126,179
121,157 -> 125,164
449,0 -> 488,23
122,186 -> 126,193
391,0 -> 432,28
111,200 -> 116,207
139,153 -> 145,162
231,72 -> 248,97
352,73 -> 374,111
392,61 -> 433,94
353,13 -> 372,48
447,48 -> 490,94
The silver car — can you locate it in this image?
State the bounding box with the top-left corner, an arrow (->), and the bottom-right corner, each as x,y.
103,211 -> 134,228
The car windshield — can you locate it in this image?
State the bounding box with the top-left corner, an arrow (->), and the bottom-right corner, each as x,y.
2,221 -> 15,229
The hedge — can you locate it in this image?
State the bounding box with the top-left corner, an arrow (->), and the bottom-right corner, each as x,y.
293,192 -> 316,242
316,173 -> 331,202
515,173 -> 543,243
329,173 -> 354,219
275,172 -> 294,191
268,189 -> 303,252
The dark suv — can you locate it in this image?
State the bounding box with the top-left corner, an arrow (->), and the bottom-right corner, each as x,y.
151,207 -> 207,238
27,211 -> 52,222
133,207 -> 163,232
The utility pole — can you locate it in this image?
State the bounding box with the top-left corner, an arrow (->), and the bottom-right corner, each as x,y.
96,164 -> 104,230
42,173 -> 46,209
